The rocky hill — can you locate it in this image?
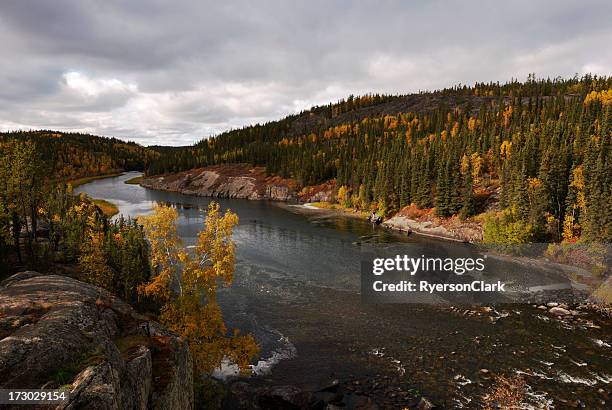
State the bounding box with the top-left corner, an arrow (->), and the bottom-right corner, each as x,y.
0,272 -> 193,409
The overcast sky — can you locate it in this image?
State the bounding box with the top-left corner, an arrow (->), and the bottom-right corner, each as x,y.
0,0 -> 610,146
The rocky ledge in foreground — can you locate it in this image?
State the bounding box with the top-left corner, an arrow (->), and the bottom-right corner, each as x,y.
140,164 -> 296,201
0,272 -> 193,410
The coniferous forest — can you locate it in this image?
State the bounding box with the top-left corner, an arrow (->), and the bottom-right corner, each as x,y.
147,75 -> 612,243
0,130 -> 156,180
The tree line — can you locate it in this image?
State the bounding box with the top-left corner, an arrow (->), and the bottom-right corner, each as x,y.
147,75 -> 611,243
0,130 -> 157,180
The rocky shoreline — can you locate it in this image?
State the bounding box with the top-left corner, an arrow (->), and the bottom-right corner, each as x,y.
382,215 -> 469,243
140,167 -> 484,244
289,203 -> 479,244
140,164 -> 296,201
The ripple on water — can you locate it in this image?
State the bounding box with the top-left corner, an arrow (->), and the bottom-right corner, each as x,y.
211,330 -> 297,380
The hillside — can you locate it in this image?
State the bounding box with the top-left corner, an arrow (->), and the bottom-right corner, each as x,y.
146,75 -> 612,243
0,130 -> 158,181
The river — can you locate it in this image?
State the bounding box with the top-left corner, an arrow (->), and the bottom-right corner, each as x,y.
76,172 -> 611,408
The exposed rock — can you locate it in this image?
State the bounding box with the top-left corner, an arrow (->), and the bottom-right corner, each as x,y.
297,180 -> 337,203
382,215 -> 478,242
416,396 -> 436,410
140,164 -> 296,201
265,185 -> 293,201
0,272 -> 193,410
549,306 -> 571,316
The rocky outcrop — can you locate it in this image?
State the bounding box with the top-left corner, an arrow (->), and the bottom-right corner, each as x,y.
383,215 -> 482,243
297,180 -> 337,203
140,164 -> 296,201
0,272 -> 193,410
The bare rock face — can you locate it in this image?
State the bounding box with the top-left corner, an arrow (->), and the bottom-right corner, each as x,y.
263,185 -> 292,201
0,272 -> 193,410
140,164 -> 296,201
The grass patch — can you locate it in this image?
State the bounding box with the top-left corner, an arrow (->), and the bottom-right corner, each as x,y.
124,176 -> 143,185
593,279 -> 612,305
308,201 -> 339,209
92,198 -> 119,217
68,173 -> 122,188
307,202 -> 371,219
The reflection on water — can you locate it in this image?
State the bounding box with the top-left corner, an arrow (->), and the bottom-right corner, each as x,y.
76,172 -> 612,408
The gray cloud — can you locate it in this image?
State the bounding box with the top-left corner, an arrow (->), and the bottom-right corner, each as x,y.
0,0 -> 610,146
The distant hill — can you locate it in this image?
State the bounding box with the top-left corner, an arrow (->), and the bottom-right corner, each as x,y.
0,130 -> 158,181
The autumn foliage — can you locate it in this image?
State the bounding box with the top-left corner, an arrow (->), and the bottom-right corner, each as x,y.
140,203 -> 258,374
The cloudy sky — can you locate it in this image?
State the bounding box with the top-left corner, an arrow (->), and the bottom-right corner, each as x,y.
0,0 -> 610,146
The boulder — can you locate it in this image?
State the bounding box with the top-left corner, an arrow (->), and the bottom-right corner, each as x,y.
0,272 -> 193,410
549,306 -> 571,316
416,396 -> 437,410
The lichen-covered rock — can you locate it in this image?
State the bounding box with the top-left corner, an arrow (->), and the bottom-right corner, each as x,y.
0,272 -> 193,410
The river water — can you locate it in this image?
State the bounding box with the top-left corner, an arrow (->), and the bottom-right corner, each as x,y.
76,172 -> 611,408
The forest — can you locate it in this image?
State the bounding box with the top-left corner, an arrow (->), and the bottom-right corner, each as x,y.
147,75 -> 612,243
0,134 -> 149,276
0,137 -> 256,404
0,130 -> 157,180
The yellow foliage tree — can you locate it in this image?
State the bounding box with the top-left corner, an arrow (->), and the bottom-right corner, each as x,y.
569,165 -> 586,211
140,203 -> 258,374
470,153 -> 483,186
337,185 -> 351,207
79,231 -> 114,290
139,204 -> 185,301
562,165 -> 586,241
500,140 -> 512,160
584,89 -> 612,105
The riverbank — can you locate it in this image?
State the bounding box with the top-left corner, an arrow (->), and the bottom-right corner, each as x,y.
68,173 -> 124,216
140,164 -> 296,201
124,175 -> 143,184
68,172 -> 124,188
139,167 -> 484,243
290,201 -> 481,243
